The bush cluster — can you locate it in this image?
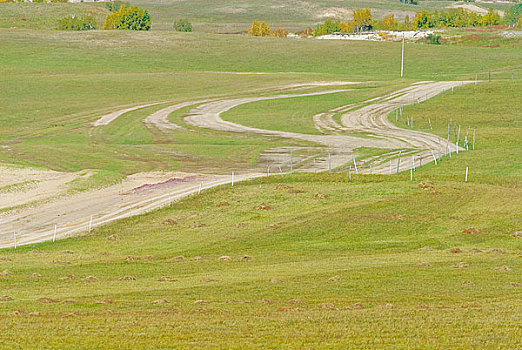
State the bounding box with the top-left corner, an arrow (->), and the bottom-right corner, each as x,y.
173,19 -> 192,32
57,15 -> 96,31
102,5 -> 151,31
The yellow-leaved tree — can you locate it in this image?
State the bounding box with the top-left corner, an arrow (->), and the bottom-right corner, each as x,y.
248,20 -> 271,37
353,8 -> 372,31
382,14 -> 398,31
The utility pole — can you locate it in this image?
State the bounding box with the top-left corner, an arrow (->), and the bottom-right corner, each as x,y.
401,36 -> 405,78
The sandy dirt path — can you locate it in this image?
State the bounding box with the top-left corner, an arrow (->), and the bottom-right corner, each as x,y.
0,172 -> 263,248
1,81 -> 471,248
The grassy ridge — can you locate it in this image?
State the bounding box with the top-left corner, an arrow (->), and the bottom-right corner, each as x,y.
1,0 -> 515,31
1,30 -> 520,176
0,80 -> 520,348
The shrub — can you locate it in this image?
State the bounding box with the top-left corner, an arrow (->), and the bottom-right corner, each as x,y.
313,18 -> 340,36
300,26 -> 313,38
57,15 -> 96,31
248,20 -> 270,37
102,6 -> 151,31
426,33 -> 441,44
271,27 -> 288,38
173,19 -> 192,32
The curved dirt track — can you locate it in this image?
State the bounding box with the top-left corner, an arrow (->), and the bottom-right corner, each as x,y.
1,80 -> 471,249
183,81 -> 470,172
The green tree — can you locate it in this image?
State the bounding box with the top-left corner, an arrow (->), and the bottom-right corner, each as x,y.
313,18 -> 341,36
482,9 -> 501,26
504,4 -> 522,27
413,10 -> 434,29
173,19 -> 192,32
103,6 -> 151,31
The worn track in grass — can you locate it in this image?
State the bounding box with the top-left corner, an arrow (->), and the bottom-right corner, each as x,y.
0,81 -> 471,248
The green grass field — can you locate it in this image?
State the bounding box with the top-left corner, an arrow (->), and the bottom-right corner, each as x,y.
0,2 -> 521,346
0,77 -> 521,348
1,29 -> 520,177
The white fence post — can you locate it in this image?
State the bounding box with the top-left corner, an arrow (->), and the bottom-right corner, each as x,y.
465,167 -> 469,183
13,232 -> 16,249
396,151 -> 402,174
232,171 -> 235,187
53,224 -> 57,241
431,150 -> 438,165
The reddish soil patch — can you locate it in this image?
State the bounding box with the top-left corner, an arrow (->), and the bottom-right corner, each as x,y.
131,176 -> 203,195
461,228 -> 481,235
254,204 -> 272,211
450,248 -> 463,254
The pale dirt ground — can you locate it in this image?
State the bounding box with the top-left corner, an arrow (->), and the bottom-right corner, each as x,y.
1,81 -> 471,248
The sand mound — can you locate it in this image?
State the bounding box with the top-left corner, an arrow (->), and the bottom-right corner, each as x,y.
94,299 -> 114,304
189,256 -> 202,262
461,228 -> 481,235
345,302 -> 365,309
81,275 -> 98,282
495,266 -> 512,272
450,248 -> 463,254
0,296 -> 13,301
119,275 -> 136,281
328,275 -> 341,282
62,299 -> 77,304
512,231 -> 522,238
239,255 -> 252,261
288,298 -> 304,304
418,246 -> 434,252
201,277 -> 216,282
59,274 -> 75,280
216,202 -> 230,207
469,248 -> 483,254
453,262 -> 469,269
488,249 -> 505,254
314,193 -> 329,199
254,204 -> 272,211
194,300 -> 210,305
269,277 -> 282,283
162,219 -> 177,226
152,299 -> 169,304
218,256 -> 231,261
158,276 -> 177,282
106,234 -> 120,242
266,224 -> 280,230
0,270 -> 12,276
257,299 -> 272,304
30,273 -> 42,278
418,262 -> 431,267
0,257 -> 12,262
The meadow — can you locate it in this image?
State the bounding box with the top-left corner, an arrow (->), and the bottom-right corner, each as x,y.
0,1 -> 521,347
0,77 -> 521,348
1,29 -> 520,178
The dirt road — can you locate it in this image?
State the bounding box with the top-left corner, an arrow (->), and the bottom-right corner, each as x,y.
0,81 -> 471,248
